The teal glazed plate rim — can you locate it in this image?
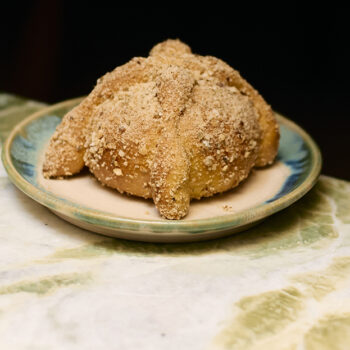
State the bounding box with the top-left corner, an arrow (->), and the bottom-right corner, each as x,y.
2,98 -> 322,242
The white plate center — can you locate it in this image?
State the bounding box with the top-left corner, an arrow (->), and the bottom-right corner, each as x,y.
38,157 -> 290,220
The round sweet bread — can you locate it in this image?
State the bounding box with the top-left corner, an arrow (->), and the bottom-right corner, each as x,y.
43,39 -> 279,219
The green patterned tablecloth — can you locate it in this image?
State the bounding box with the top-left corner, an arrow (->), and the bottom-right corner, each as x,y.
1,93 -> 350,350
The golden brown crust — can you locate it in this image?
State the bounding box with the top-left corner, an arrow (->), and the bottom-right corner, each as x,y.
149,50 -> 279,166
43,39 -> 279,219
43,57 -> 157,177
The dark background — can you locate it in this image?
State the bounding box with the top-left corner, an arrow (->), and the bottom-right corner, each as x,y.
1,2 -> 349,180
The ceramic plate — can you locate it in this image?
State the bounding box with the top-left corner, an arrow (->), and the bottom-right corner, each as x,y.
2,98 -> 321,242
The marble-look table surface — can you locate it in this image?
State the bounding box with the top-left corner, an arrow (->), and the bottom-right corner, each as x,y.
0,93 -> 350,350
